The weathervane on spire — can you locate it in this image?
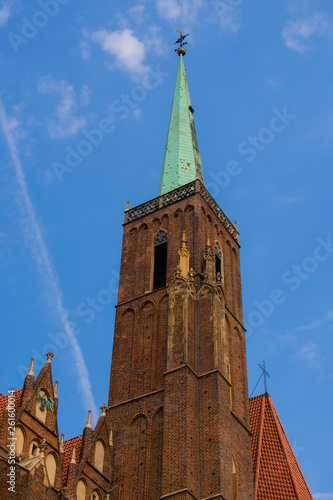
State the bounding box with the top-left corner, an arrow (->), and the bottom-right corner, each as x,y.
175,30 -> 189,56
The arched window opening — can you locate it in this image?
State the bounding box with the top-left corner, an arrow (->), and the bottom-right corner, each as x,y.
153,231 -> 167,290
29,440 -> 40,458
91,491 -> 100,500
215,241 -> 222,277
14,427 -> 24,455
76,480 -> 86,500
45,453 -> 57,487
94,440 -> 105,473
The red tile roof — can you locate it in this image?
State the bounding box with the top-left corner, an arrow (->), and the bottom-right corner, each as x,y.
0,388 -> 23,426
249,394 -> 313,500
62,435 -> 83,485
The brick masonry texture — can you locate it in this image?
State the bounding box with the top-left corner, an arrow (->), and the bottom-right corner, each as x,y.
0,186 -> 313,500
108,191 -> 255,500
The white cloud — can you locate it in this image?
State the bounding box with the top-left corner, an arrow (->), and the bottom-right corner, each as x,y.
156,0 -> 203,22
79,40 -> 91,60
220,13 -> 241,33
80,84 -> 92,106
0,94 -> 98,423
129,5 -> 146,24
212,1 -> 241,33
297,341 -> 318,363
314,494 -> 333,500
38,77 -> 89,138
89,28 -> 148,78
156,0 -> 181,21
282,12 -> 332,53
0,2 -> 11,26
144,24 -> 165,56
294,310 -> 333,332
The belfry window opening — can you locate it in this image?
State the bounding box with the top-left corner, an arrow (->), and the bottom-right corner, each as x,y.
153,231 -> 168,290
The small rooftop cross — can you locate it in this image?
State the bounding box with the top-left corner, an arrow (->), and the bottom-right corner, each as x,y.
259,361 -> 270,394
174,30 -> 189,55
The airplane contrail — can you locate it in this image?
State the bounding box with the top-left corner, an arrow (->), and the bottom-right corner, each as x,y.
0,94 -> 98,423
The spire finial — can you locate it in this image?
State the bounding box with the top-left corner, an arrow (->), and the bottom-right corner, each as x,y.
174,30 -> 189,56
86,409 -> 92,428
54,380 -> 59,398
100,402 -> 108,416
45,351 -> 55,363
28,357 -> 35,375
60,433 -> 65,453
70,444 -> 76,464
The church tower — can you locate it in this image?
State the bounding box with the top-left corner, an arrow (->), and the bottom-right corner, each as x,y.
107,45 -> 255,500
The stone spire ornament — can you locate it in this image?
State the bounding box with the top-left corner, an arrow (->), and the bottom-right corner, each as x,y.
86,410 -> 92,428
60,433 -> 65,453
70,444 -> 76,464
203,236 -> 215,283
54,380 -> 59,398
45,351 -> 55,363
28,357 -> 35,376
100,402 -> 108,416
177,231 -> 190,279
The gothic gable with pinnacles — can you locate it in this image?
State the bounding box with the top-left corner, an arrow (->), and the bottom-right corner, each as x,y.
0,353 -> 113,499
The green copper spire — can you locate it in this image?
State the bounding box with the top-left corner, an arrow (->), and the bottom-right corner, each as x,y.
158,51 -> 205,196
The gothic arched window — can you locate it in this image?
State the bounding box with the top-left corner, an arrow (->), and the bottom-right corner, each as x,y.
45,453 -> 57,487
94,440 -> 105,473
153,231 -> 167,290
215,241 -> 222,277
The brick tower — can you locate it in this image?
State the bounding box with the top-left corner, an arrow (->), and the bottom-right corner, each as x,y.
107,46 -> 255,500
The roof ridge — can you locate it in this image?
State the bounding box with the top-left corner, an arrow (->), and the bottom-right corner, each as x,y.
64,435 -> 83,444
254,394 -> 266,497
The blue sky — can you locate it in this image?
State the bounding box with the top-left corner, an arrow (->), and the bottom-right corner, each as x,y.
0,0 -> 332,496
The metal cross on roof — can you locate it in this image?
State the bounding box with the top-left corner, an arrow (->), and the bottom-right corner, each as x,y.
259,361 -> 270,394
174,30 -> 189,51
